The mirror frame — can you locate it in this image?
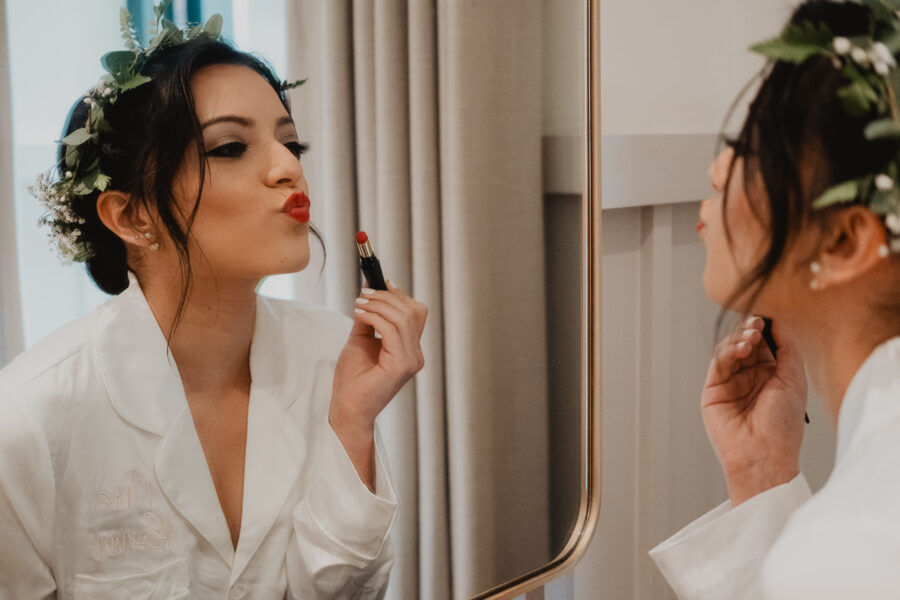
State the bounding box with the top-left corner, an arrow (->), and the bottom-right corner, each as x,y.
472,0 -> 601,597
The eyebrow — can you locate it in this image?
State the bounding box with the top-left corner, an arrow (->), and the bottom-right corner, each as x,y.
200,115 -> 295,130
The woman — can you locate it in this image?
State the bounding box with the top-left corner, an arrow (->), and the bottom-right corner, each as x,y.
0,8 -> 425,600
651,1 -> 900,598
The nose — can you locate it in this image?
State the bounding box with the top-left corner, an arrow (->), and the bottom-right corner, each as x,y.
266,140 -> 304,187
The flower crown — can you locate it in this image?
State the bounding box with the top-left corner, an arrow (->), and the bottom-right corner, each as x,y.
750,0 -> 900,252
30,0 -> 305,263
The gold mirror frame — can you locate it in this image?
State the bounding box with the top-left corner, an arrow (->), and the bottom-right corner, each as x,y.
472,0 -> 601,596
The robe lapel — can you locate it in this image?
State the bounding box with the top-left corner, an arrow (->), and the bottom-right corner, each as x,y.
155,405 -> 236,565
229,296 -> 307,582
95,276 -> 235,564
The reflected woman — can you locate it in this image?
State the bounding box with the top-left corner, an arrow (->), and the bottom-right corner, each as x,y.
0,6 -> 425,599
651,1 -> 900,597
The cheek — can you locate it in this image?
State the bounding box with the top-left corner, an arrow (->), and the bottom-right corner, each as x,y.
701,200 -> 769,306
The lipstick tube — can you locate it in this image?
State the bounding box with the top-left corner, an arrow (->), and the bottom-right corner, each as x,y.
356,231 -> 387,290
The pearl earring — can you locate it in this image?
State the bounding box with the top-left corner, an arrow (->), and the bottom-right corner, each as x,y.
149,242 -> 159,251
810,261 -> 821,274
810,279 -> 819,291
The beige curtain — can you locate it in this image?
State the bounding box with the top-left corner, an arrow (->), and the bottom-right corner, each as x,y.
287,2 -> 548,598
0,0 -> 24,365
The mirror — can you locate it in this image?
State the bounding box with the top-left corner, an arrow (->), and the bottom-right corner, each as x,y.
3,0 -> 599,598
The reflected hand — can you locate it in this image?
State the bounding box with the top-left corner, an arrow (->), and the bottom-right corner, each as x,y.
701,317 -> 807,506
329,281 -> 427,488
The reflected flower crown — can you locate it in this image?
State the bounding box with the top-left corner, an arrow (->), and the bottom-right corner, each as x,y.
30,0 -> 305,263
750,0 -> 900,252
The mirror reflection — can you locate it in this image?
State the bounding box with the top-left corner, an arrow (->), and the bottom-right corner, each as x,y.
1,0 -> 586,598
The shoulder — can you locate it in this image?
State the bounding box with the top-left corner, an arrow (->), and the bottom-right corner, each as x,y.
0,305 -> 101,393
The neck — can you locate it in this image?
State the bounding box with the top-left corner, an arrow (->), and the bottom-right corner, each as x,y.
139,271 -> 259,396
788,295 -> 900,423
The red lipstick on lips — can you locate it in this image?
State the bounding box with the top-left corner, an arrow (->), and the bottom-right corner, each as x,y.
282,192 -> 310,223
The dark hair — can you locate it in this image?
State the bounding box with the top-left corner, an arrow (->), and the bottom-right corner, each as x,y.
720,0 -> 895,318
59,38 -> 322,324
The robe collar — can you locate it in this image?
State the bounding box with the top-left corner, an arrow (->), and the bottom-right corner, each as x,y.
835,335 -> 900,464
92,274 -> 312,575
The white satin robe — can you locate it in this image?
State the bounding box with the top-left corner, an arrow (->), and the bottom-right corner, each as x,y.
0,277 -> 397,599
651,336 -> 900,599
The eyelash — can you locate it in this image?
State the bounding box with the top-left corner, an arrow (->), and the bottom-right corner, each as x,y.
205,141 -> 311,159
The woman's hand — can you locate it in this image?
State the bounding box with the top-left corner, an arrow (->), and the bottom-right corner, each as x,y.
329,281 -> 427,489
701,317 -> 807,506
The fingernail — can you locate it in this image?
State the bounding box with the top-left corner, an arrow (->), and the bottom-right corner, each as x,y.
354,308 -> 366,314
742,328 -> 755,338
355,297 -> 369,305
361,288 -> 376,295
737,341 -> 749,350
744,316 -> 759,327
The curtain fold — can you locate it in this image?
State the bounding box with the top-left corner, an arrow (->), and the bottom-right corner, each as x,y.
287,2 -> 547,597
0,0 -> 24,365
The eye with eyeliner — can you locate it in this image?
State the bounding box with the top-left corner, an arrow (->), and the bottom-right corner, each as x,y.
204,140 -> 310,159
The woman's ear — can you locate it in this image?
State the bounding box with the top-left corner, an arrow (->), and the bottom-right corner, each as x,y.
817,206 -> 887,287
96,191 -> 154,249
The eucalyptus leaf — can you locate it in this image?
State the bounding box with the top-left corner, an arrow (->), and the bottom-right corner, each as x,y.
72,181 -> 93,196
119,73 -> 151,92
204,14 -> 223,39
813,180 -> 860,209
60,128 -> 92,146
101,50 -> 137,76
65,145 -> 78,168
865,118 -> 900,139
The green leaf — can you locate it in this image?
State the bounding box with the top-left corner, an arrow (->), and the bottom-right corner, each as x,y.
865,117 -> 900,139
870,189 -> 896,214
119,73 -> 151,92
153,0 -> 172,21
282,78 -> 308,90
837,80 -> 880,117
119,7 -> 140,51
101,50 -> 137,76
65,145 -> 78,168
813,180 -> 860,209
60,128 -> 92,146
95,173 -> 111,192
204,14 -> 223,39
750,21 -> 834,63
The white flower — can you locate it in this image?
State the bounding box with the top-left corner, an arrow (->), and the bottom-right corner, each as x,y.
873,42 -> 896,67
834,37 -> 852,55
876,61 -> 891,76
887,213 -> 900,234
851,46 -> 870,66
83,97 -> 92,104
876,174 -> 894,191
65,171 -> 72,178
103,87 -> 112,96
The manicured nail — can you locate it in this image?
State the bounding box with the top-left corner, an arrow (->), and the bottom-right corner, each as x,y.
742,328 -> 755,338
744,316 -> 760,327
354,308 -> 366,314
356,297 -> 369,305
737,341 -> 749,351
361,288 -> 376,295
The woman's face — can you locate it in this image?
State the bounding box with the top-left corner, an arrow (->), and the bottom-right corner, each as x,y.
699,148 -> 769,307
168,63 -> 311,282
699,148 -> 816,316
